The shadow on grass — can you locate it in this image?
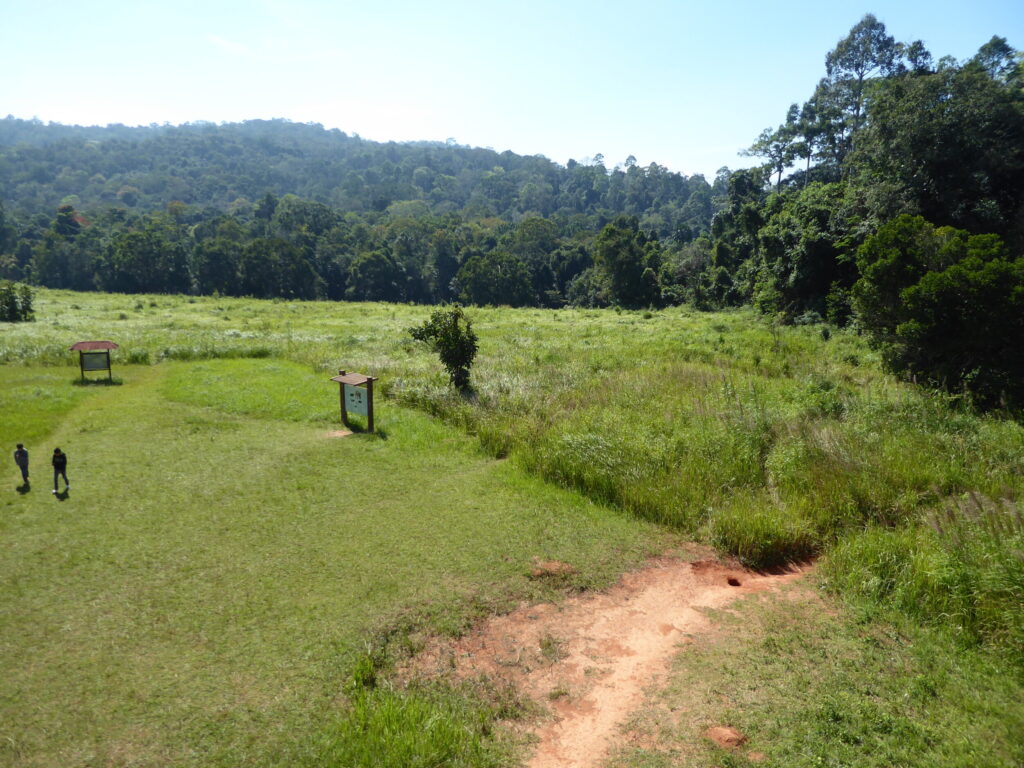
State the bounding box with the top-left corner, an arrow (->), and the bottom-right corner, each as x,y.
54,489 -> 70,501
16,481 -> 30,495
342,419 -> 388,440
754,558 -> 816,576
72,377 -> 124,387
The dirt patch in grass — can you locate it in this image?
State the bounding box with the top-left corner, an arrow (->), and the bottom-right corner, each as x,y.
401,550 -> 809,768
705,724 -> 747,748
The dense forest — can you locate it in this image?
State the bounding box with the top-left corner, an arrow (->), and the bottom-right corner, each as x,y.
0,116 -> 718,309
1,15 -> 1022,408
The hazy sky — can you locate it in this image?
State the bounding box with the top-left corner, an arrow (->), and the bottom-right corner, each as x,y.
2,0 -> 1021,178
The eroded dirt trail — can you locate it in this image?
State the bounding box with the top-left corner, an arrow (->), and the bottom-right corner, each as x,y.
408,554 -> 808,768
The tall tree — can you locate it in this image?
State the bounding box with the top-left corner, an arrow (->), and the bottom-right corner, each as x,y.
594,216 -> 662,308
743,118 -> 798,189
853,38 -> 1024,243
345,250 -> 405,302
825,13 -> 899,143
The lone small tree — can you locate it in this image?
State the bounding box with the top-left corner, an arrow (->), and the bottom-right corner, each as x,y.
409,305 -> 478,391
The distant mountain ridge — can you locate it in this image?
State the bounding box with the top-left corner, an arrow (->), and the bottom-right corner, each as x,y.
0,116 -> 715,238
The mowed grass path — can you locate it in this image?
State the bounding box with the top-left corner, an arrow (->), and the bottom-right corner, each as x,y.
0,363 -> 674,767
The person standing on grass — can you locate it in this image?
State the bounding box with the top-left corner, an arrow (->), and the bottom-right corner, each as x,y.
14,444 -> 29,484
52,448 -> 68,494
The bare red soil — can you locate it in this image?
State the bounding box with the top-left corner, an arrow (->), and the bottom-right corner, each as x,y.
407,551 -> 808,767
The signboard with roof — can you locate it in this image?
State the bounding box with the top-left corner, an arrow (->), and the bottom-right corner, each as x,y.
70,340 -> 119,382
330,369 -> 377,432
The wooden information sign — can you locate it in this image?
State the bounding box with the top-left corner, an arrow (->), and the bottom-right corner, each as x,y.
70,340 -> 119,381
330,369 -> 377,432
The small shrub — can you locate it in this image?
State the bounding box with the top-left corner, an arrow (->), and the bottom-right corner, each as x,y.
409,305 -> 478,391
800,375 -> 851,419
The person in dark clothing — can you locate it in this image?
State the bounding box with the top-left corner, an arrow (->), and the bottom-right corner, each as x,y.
14,444 -> 29,484
52,448 -> 69,493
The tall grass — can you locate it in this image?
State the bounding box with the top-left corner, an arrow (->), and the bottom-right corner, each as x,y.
822,494 -> 1024,660
711,492 -> 819,567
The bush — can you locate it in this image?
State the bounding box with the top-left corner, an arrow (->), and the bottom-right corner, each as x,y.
0,280 -> 34,322
409,305 -> 478,391
852,215 -> 1024,410
898,255 -> 1024,409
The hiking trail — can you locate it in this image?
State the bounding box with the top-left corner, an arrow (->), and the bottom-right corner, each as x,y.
407,550 -> 808,768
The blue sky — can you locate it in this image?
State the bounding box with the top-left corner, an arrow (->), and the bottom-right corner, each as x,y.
2,0 -> 1021,178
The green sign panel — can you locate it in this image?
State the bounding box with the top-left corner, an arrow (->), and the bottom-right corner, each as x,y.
81,352 -> 110,371
344,384 -> 368,416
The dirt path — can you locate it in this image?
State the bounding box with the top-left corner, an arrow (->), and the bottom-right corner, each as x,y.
408,553 -> 808,768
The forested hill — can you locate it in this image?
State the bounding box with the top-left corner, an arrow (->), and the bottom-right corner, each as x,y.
0,117 -> 715,234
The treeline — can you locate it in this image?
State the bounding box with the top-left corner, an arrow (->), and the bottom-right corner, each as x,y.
0,194 -> 711,308
693,17 -> 1024,410
700,19 -> 1024,319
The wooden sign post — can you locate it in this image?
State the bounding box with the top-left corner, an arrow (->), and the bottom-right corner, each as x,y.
330,369 -> 377,433
70,340 -> 119,382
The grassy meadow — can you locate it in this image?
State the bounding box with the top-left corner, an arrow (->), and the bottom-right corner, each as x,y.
2,288 -> 1023,766
1,341 -> 675,765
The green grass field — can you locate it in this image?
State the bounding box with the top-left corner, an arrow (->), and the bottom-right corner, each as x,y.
0,358 -> 674,766
2,289 -> 1023,766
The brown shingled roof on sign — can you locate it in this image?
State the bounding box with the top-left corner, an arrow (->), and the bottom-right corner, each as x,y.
330,373 -> 375,386
69,340 -> 119,351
